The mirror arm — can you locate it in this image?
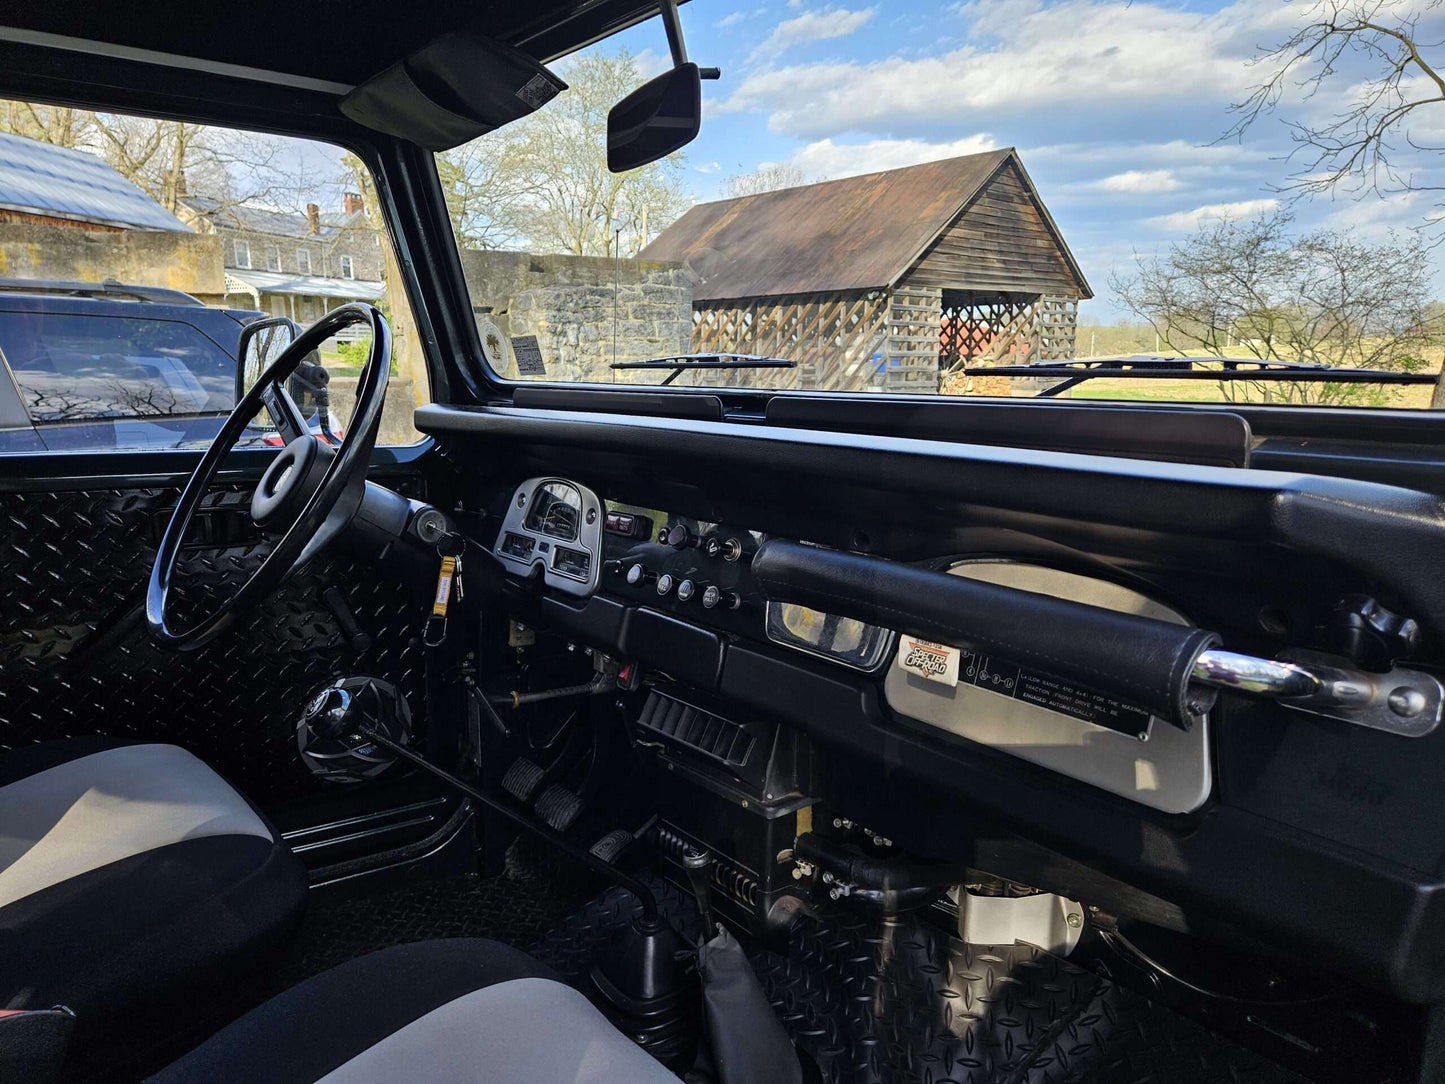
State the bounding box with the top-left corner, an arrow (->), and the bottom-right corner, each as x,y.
659,0 -> 688,66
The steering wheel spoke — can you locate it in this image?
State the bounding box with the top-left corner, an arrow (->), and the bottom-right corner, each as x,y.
259,379 -> 309,446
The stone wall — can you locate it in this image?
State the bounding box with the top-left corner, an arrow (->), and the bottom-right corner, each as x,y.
458,250 -> 694,382
0,224 -> 227,305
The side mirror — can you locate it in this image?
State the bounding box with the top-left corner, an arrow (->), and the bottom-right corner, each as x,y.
236,317 -> 301,399
236,317 -> 334,438
607,62 -> 702,173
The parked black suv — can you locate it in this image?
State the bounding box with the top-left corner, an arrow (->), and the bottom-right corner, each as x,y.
0,278 -> 323,453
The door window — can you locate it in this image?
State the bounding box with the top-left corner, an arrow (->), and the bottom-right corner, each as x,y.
0,98 -> 430,452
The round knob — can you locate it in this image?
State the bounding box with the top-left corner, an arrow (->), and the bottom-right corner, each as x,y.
656,573 -> 675,596
626,563 -> 657,587
676,578 -> 696,602
720,537 -> 743,562
702,535 -> 723,559
665,523 -> 696,549
702,585 -> 740,611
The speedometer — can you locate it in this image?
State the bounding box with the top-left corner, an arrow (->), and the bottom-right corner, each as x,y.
524,481 -> 582,541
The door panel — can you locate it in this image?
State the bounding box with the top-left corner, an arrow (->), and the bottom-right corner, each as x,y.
0,479 -> 430,808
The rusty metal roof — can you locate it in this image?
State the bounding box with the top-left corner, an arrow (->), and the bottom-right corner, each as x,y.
642,149 -> 1085,302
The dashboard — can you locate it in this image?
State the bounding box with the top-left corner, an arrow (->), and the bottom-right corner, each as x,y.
494,475 -> 1214,815
425,398 -> 1445,1005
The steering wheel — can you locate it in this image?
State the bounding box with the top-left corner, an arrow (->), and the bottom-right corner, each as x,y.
146,303 -> 392,651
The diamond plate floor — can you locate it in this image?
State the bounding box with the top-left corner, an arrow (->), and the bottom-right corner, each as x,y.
532,881 -> 1306,1084
276,839 -> 595,989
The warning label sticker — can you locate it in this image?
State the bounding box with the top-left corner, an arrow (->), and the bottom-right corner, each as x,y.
897,641 -> 1154,738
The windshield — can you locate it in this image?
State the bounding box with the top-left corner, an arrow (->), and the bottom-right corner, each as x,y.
440,2 -> 1445,410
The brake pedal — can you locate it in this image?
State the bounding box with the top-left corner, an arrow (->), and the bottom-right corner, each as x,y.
535,784 -> 583,832
589,828 -> 633,863
501,757 -> 545,802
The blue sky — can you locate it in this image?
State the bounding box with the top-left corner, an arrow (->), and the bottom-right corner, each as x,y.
587,0 -> 1445,319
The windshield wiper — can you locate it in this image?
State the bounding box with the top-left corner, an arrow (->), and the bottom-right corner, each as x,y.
968,354 -> 1438,398
610,352 -> 796,386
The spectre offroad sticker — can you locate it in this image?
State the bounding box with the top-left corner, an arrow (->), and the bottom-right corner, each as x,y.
897,636 -> 961,686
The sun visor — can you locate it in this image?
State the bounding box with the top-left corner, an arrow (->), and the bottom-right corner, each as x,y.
340,31 -> 566,151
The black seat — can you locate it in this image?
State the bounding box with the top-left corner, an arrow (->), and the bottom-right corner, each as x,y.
0,737 -> 307,1081
153,939 -> 680,1083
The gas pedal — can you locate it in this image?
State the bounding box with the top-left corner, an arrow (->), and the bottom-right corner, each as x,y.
535,784 -> 583,832
501,757 -> 546,802
589,828 -> 633,864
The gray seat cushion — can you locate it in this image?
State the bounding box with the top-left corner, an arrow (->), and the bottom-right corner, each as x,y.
0,741 -> 272,908
0,737 -> 306,1082
154,939 -> 679,1083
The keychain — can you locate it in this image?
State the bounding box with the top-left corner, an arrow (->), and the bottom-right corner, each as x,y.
424,535 -> 465,647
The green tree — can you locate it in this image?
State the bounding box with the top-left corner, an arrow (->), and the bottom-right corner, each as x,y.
436,49 -> 690,256
1110,210 -> 1439,405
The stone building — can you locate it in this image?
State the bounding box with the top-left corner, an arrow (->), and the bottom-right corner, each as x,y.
458,250 -> 693,383
177,191 -> 386,323
0,130 -> 226,303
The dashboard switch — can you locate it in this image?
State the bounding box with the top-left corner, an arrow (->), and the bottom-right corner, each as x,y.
676,579 -> 696,602
702,585 -> 741,611
665,524 -> 697,549
656,573 -> 675,596
626,563 -> 657,587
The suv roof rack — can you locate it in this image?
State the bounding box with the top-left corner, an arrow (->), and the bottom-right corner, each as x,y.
0,277 -> 205,306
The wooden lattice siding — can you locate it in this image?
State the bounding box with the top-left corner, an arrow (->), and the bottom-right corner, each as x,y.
885,286 -> 942,392
691,291 -> 889,391
904,161 -> 1083,297
940,291 -> 1080,369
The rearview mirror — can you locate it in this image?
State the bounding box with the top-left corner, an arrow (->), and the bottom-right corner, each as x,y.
607,63 -> 702,173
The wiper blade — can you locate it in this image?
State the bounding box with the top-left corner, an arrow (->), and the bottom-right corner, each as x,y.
611,352 -> 796,386
969,355 -> 1437,397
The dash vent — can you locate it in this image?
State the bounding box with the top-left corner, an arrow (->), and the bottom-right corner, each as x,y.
637,691 -> 755,767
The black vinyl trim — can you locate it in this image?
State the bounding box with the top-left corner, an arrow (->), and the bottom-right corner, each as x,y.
417,403 -> 1445,638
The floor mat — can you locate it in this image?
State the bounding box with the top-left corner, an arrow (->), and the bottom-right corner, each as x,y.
277,838 -> 595,989
530,876 -> 1307,1084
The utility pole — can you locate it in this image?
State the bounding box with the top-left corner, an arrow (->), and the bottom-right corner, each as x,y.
613,228 -> 622,369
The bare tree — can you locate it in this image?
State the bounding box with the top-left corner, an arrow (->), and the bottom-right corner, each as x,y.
1110,210 -> 1439,405
1226,0 -> 1445,211
722,161 -> 810,198
435,49 -> 689,257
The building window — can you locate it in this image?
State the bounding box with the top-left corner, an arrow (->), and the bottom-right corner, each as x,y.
266,246 -> 280,272
233,239 -> 251,269
296,248 -> 312,275
340,255 -> 354,279
301,297 -> 316,322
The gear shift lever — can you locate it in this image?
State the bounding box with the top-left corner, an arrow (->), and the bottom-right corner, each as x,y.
681,847 -> 716,939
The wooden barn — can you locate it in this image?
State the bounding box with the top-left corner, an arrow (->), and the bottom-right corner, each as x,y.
641,149 -> 1092,392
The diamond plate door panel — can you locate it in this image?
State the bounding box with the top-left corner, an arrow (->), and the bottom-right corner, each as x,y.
0,484 -> 429,806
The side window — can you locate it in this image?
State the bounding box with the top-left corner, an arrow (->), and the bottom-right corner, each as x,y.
0,100 -> 429,451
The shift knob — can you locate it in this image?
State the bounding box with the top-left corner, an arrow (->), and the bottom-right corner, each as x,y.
681,846 -> 716,938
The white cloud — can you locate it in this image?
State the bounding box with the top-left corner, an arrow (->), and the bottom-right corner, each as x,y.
721,0 -> 1269,137
716,11 -> 746,27
695,161 -> 722,174
1093,169 -> 1182,193
1149,198 -> 1280,231
784,134 -> 999,179
751,7 -> 875,62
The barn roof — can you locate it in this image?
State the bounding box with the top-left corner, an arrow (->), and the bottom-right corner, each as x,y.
0,130 -> 189,231
642,149 -> 1090,303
